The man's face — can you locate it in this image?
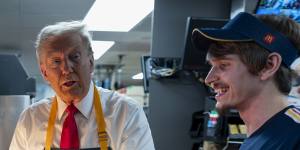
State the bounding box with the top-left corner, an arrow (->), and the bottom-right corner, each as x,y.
205,54 -> 261,112
39,33 -> 94,104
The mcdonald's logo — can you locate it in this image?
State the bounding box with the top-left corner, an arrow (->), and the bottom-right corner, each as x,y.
263,34 -> 275,44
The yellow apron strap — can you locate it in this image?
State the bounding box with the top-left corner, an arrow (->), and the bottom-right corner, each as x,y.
45,97 -> 58,150
93,86 -> 108,150
45,86 -> 108,150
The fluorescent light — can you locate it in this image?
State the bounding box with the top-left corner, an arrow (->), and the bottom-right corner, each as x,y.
83,0 -> 154,32
132,72 -> 143,80
91,41 -> 115,60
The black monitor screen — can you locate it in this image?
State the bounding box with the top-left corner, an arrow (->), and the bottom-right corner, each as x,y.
181,17 -> 227,72
255,0 -> 300,23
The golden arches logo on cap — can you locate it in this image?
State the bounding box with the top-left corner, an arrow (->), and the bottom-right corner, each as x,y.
263,34 -> 275,44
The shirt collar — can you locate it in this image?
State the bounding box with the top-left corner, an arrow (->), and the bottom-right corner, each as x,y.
56,81 -> 94,121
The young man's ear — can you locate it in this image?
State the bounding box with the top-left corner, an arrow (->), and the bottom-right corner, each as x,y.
259,52 -> 282,80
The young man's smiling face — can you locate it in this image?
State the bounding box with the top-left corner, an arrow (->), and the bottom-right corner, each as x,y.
39,32 -> 94,104
205,54 -> 262,112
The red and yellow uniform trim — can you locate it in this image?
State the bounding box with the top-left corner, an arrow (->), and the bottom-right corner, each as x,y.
285,107 -> 300,124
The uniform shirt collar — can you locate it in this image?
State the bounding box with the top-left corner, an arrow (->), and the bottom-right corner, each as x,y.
57,81 -> 94,121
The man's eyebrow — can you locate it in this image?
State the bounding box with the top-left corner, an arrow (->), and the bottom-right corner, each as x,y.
72,45 -> 81,50
207,56 -> 234,63
46,51 -> 60,57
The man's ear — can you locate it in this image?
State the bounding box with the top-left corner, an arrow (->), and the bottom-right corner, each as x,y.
259,52 -> 282,80
89,54 -> 94,73
40,64 -> 49,81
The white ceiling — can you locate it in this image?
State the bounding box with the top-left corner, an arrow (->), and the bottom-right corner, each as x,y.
0,0 -> 152,86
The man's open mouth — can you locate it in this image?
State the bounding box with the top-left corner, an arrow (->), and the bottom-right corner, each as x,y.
63,81 -> 76,87
215,87 -> 228,97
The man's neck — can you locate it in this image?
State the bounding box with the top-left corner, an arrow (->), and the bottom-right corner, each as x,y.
238,86 -> 288,136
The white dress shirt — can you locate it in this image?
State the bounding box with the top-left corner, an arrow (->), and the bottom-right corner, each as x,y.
9,82 -> 155,150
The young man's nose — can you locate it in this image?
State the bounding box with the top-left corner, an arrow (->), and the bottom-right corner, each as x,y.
205,68 -> 218,87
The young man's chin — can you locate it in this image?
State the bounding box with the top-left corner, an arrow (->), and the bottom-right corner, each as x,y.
216,104 -> 231,116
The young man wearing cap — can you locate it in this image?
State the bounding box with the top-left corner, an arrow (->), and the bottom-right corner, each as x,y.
192,12 -> 300,149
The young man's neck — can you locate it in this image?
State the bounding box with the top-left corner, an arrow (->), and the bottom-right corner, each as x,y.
238,86 -> 288,136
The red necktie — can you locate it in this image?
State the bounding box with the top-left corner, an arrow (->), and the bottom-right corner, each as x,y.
60,104 -> 80,149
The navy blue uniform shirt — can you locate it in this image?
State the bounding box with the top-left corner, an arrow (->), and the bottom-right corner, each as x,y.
240,106 -> 300,150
